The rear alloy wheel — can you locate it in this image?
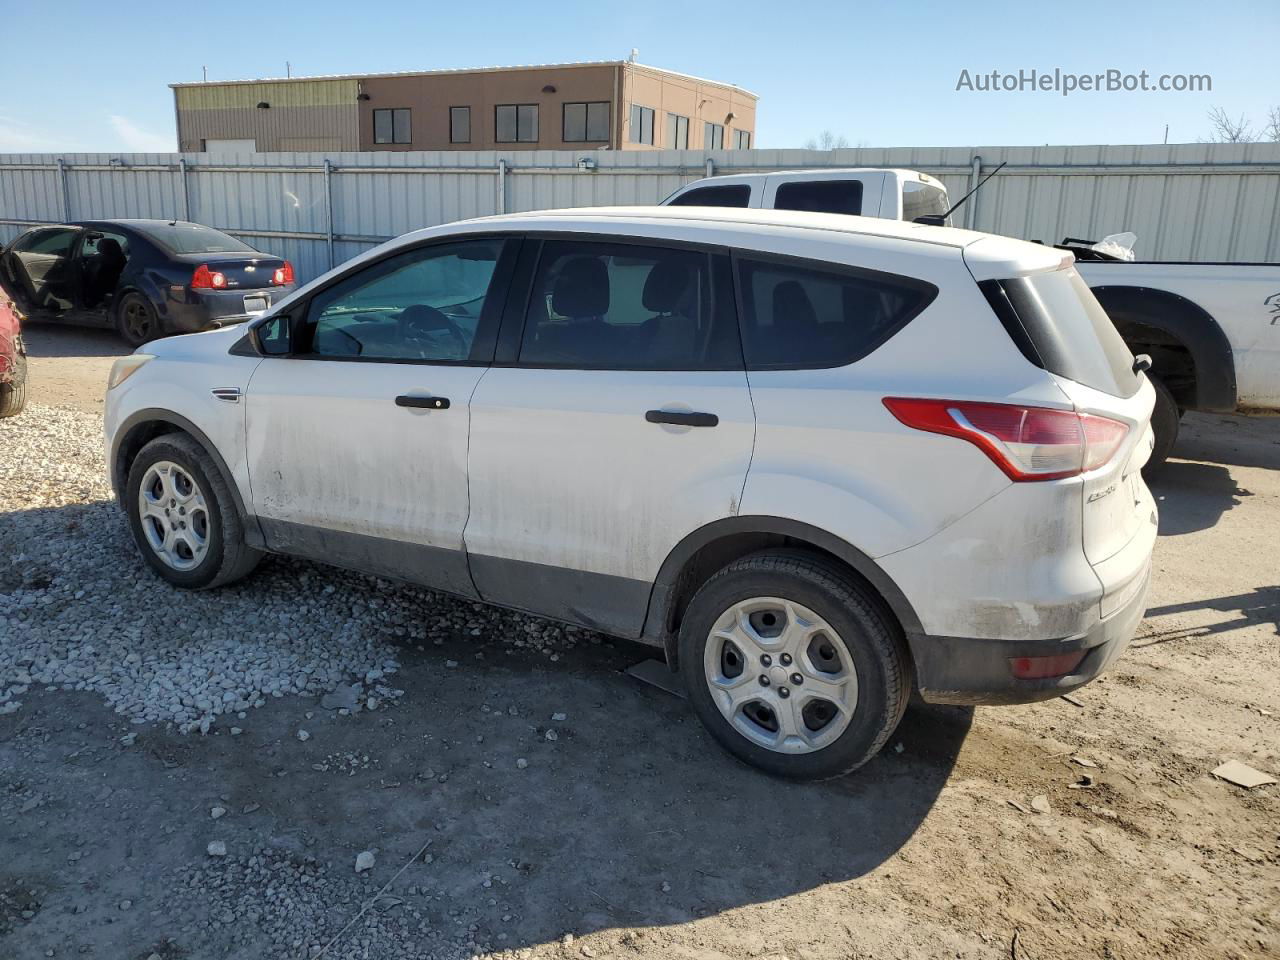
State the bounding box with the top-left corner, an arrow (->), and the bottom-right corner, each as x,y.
680,551 -> 911,780
115,292 -> 160,347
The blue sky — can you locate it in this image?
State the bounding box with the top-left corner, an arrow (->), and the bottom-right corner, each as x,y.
2,0 -> 1276,152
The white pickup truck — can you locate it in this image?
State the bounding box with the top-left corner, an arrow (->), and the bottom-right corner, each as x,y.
663,169 -> 1280,468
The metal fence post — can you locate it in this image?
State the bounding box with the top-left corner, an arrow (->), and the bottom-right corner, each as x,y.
323,158 -> 335,270
178,157 -> 190,221
56,158 -> 70,222
496,158 -> 507,214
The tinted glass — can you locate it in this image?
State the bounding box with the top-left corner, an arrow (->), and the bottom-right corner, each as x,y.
519,240 -> 737,370
902,181 -> 950,224
518,105 -> 538,142
666,113 -> 689,149
495,105 -> 517,142
302,240 -> 503,362
986,268 -> 1140,397
667,184 -> 751,208
374,109 -> 393,144
737,256 -> 937,369
81,231 -> 130,258
392,109 -> 411,144
629,105 -> 654,145
564,102 -> 587,141
135,223 -> 255,255
586,102 -> 610,141
450,106 -> 470,143
704,123 -> 724,149
774,180 -> 863,215
15,228 -> 78,256
734,130 -> 751,149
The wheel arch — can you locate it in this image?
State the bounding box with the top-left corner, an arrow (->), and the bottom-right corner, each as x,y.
110,408 -> 261,546
1092,285 -> 1236,412
642,516 -> 923,669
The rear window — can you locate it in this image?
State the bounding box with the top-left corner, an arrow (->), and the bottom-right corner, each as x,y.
773,179 -> 863,215
981,267 -> 1140,397
135,222 -> 256,255
736,255 -> 937,369
667,184 -> 751,208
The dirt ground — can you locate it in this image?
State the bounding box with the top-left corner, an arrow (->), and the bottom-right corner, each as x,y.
2,323 -> 1278,960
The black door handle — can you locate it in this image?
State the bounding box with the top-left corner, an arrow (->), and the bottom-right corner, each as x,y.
645,409 -> 718,428
395,395 -> 450,410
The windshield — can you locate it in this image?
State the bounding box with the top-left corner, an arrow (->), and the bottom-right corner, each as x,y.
135,222 -> 257,255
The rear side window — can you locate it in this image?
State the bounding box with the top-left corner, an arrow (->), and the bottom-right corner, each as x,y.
981,267 -> 1140,397
736,255 -> 937,369
773,180 -> 863,215
667,184 -> 751,208
519,239 -> 739,370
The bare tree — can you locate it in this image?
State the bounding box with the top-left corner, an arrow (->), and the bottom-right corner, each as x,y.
1204,106 -> 1256,143
803,130 -> 852,150
1265,105 -> 1280,142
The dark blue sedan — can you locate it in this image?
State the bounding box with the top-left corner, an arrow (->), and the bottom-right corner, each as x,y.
0,219 -> 297,346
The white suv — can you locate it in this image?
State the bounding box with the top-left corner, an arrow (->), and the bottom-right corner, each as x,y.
104,207 -> 1157,780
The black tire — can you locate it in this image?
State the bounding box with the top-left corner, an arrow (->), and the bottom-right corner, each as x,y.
0,353 -> 27,419
115,292 -> 161,347
125,432 -> 262,589
678,550 -> 911,781
1143,375 -> 1180,477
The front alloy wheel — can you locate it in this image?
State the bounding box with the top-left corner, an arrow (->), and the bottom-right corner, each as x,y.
137,460 -> 211,571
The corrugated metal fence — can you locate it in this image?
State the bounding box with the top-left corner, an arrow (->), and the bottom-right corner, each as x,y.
2,142 -> 1278,283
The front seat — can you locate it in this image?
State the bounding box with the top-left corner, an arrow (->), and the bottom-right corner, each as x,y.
85,238 -> 127,307
533,257 -> 612,363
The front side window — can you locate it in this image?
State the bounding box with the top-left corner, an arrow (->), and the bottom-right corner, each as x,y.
629,105 -> 655,145
733,129 -> 751,150
299,239 -> 505,362
519,240 -> 737,370
774,179 -> 863,216
704,123 -> 724,150
450,106 -> 471,144
563,102 -> 610,142
666,113 -> 689,149
736,255 -> 936,369
374,108 -> 411,145
666,184 -> 751,208
496,104 -> 538,143
14,227 -> 78,256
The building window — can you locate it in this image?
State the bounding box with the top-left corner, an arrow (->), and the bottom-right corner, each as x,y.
704,123 -> 724,150
563,101 -> 611,142
450,106 -> 471,144
374,108 -> 411,145
666,113 -> 689,149
629,104 -> 655,145
496,104 -> 538,143
733,129 -> 751,150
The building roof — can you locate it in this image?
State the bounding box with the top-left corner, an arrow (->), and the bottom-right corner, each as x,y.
170,60 -> 758,98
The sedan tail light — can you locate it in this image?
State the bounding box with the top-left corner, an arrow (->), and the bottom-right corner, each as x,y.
271,261 -> 295,286
190,264 -> 227,289
882,398 -> 1128,481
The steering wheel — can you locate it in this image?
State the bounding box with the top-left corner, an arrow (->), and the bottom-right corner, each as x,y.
398,304 -> 467,357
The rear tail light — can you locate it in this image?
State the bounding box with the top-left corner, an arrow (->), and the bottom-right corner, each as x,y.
271,261 -> 295,286
190,264 -> 227,290
883,398 -> 1128,481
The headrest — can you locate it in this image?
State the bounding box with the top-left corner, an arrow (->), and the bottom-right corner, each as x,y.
400,303 -> 452,330
641,259 -> 694,313
97,238 -> 124,260
551,257 -> 609,318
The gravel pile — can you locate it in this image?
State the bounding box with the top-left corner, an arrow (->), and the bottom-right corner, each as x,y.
0,405 -> 592,732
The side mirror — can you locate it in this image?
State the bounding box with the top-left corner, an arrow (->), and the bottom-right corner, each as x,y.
252,312 -> 293,356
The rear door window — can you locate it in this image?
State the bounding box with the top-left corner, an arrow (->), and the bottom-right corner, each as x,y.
773,179 -> 864,215
736,255 -> 937,369
981,267 -> 1140,397
667,184 -> 751,208
518,239 -> 739,370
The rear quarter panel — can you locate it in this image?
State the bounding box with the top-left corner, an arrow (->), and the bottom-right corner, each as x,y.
1077,261 -> 1280,410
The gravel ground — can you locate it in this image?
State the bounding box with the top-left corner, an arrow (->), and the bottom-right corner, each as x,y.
1,341 -> 1277,960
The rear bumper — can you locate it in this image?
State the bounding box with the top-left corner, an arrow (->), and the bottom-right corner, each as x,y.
910,559 -> 1150,706
162,285 -> 296,334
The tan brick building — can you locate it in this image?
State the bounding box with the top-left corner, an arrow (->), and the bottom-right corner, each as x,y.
172,60 -> 757,153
